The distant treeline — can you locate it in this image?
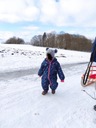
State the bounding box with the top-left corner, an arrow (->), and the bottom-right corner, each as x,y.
4,32 -> 92,52
31,32 -> 92,52
5,37 -> 25,44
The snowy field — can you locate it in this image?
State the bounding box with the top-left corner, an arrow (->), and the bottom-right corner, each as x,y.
0,44 -> 96,128
0,44 -> 90,72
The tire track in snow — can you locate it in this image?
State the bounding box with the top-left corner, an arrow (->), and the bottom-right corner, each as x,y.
0,62 -> 88,81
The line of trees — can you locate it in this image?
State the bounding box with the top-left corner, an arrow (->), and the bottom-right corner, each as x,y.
31,32 -> 92,52
5,37 -> 25,44
4,32 -> 92,52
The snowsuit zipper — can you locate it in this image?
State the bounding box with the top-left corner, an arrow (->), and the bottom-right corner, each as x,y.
48,61 -> 52,85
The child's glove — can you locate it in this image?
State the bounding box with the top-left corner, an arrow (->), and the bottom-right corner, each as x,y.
61,80 -> 64,82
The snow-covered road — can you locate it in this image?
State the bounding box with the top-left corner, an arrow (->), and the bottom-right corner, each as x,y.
0,62 -> 87,81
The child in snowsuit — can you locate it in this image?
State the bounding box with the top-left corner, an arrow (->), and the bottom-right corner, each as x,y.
38,48 -> 65,95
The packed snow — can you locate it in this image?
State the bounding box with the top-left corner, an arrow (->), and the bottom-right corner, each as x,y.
0,44 -> 96,128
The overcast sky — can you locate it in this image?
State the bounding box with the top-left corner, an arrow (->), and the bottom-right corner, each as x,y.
0,0 -> 96,42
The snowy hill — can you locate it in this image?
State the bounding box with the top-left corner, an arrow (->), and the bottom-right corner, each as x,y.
0,44 -> 96,128
0,44 -> 90,72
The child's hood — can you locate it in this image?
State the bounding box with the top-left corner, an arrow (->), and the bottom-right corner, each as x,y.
46,48 -> 58,58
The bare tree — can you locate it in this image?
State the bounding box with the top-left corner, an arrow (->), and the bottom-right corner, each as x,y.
31,35 -> 42,46
42,32 -> 47,46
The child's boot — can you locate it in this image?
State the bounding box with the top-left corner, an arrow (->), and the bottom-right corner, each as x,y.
42,90 -> 48,95
52,90 -> 55,94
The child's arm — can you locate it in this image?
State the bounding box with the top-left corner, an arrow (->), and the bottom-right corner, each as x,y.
38,61 -> 45,76
57,62 -> 65,81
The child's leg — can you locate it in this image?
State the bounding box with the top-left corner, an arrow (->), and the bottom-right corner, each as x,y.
50,81 -> 58,91
41,79 -> 49,92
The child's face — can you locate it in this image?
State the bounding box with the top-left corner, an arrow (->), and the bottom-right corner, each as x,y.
46,53 -> 53,61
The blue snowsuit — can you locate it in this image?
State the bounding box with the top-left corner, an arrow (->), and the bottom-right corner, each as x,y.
38,58 -> 65,91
